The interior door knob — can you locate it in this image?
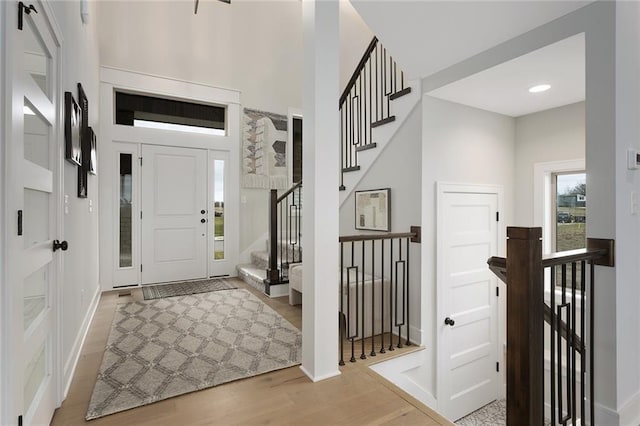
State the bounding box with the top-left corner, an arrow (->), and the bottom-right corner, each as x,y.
53,240 -> 68,252
444,317 -> 455,327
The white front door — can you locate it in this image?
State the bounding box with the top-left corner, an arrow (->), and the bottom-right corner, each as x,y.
141,144 -> 208,284
437,183 -> 501,421
4,2 -> 62,425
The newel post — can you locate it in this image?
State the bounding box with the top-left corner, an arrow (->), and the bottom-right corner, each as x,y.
266,189 -> 280,285
506,227 -> 544,425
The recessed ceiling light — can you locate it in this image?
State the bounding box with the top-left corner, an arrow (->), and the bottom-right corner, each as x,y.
529,84 -> 551,93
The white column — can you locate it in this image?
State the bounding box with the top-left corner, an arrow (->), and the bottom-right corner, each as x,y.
301,0 -> 341,381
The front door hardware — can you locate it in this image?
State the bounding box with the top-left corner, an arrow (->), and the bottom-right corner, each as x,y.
444,317 -> 455,327
52,240 -> 68,252
18,2 -> 37,31
17,210 -> 23,235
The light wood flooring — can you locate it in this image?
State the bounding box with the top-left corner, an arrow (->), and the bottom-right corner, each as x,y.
51,278 -> 452,426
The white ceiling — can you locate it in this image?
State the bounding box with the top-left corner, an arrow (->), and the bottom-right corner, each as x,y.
426,33 -> 585,117
350,0 -> 593,80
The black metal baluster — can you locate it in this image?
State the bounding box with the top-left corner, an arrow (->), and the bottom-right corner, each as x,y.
368,57 -> 372,147
396,238 -> 403,349
589,261 -> 595,424
406,237 -> 410,346
285,197 -> 290,273
580,260 -> 586,422
279,202 -> 283,280
376,45 -> 379,122
361,241 -> 366,360
401,70 -> 405,91
339,242 -> 345,366
551,265 -> 557,426
371,240 -> 376,357
358,74 -> 362,150
350,242 -> 356,363
388,237 -> 394,351
380,239 -> 386,354
340,106 -> 344,189
571,262 -> 577,424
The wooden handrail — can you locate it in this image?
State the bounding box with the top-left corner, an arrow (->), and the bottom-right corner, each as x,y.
277,180 -> 302,203
339,37 -> 378,106
339,231 -> 415,243
542,247 -> 608,268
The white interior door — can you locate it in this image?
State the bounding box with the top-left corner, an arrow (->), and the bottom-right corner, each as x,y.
5,3 -> 61,425
141,144 -> 208,284
437,183 -> 501,421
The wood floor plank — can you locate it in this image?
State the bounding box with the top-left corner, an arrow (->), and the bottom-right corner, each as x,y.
51,278 -> 450,425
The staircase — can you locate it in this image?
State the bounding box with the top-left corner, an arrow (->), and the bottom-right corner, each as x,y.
237,37 -> 418,297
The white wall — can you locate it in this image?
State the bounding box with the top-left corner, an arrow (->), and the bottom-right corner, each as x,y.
340,0 -> 374,92
339,103 -> 422,341
514,102 -> 585,226
421,95 -> 515,400
49,0 -> 102,394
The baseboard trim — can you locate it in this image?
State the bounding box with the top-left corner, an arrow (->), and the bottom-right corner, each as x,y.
619,390 -> 640,426
594,401 -> 620,425
299,365 -> 341,383
63,286 -> 101,398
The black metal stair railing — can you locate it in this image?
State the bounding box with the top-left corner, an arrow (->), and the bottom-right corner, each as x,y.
339,37 -> 411,191
264,181 -> 302,295
487,229 -> 614,425
338,230 -> 421,365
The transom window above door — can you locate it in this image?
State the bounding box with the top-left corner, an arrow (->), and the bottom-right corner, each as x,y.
115,91 -> 226,135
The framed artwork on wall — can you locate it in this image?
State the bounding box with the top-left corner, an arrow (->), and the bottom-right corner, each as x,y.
64,92 -> 82,166
355,188 -> 391,232
87,127 -> 97,175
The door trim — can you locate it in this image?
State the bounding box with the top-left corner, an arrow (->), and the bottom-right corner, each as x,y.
435,182 -> 505,417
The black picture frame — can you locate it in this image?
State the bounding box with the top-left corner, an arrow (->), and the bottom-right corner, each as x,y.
355,188 -> 391,232
78,164 -> 88,198
64,92 -> 81,166
88,126 -> 97,175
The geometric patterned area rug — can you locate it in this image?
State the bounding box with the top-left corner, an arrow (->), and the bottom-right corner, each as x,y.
141,278 -> 236,300
86,289 -> 301,420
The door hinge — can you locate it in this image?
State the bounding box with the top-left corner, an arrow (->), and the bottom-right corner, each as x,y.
17,210 -> 23,236
140,211 -> 143,220
18,2 -> 37,31
140,264 -> 143,272
139,157 -> 143,166
496,362 -> 500,372
496,286 -> 499,297
18,415 -> 23,426
496,211 -> 500,222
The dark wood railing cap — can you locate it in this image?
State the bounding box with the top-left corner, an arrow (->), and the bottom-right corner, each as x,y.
276,181 -> 302,203
339,232 -> 416,243
507,227 -> 542,240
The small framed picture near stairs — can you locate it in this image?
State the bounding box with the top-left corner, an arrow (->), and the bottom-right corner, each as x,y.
355,188 -> 391,231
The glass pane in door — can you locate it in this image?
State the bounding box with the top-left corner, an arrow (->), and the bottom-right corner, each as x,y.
213,160 -> 224,260
22,16 -> 51,97
555,173 -> 587,251
23,188 -> 49,248
24,341 -> 47,414
119,154 -> 133,267
24,99 -> 50,170
24,265 -> 47,330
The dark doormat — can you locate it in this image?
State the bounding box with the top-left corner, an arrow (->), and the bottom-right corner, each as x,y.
142,278 -> 236,300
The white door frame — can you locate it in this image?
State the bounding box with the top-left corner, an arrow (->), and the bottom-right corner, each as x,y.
98,68 -> 241,290
2,1 -> 64,424
436,182 -> 505,417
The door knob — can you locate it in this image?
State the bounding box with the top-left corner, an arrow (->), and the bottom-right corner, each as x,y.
201,218 -> 206,223
201,209 -> 206,214
444,317 -> 455,327
53,240 -> 68,252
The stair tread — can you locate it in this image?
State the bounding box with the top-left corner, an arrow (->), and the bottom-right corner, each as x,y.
389,87 -> 412,100
342,166 -> 361,173
371,116 -> 396,128
356,143 -> 377,152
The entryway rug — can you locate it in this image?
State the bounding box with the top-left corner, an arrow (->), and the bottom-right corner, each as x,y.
141,278 -> 236,300
86,289 -> 302,420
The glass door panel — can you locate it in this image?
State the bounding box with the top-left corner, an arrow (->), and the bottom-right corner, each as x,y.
213,159 -> 225,260
24,266 -> 48,331
24,100 -> 50,170
24,342 -> 47,414
22,15 -> 51,98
